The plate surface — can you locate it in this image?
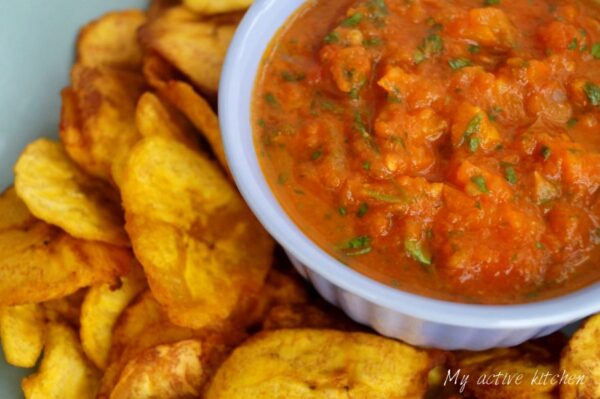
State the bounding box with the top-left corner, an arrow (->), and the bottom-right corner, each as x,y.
0,0 -> 146,396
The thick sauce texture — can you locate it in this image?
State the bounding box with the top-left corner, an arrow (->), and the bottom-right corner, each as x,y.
254,0 -> 600,304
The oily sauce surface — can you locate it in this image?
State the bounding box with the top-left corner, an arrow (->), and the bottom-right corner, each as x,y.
254,0 -> 600,304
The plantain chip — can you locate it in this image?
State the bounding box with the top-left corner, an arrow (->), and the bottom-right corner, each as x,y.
77,10 -> 146,71
142,51 -> 183,90
80,265 -> 147,370
206,329 -> 434,399
22,323 -> 101,399
452,333 -> 565,399
159,80 -> 228,172
121,137 -> 273,329
0,188 -> 131,306
135,91 -> 199,149
183,0 -> 253,14
43,289 -> 88,327
14,138 -> 129,246
262,303 -> 360,331
0,303 -> 45,368
60,65 -> 146,185
561,314 -> 600,398
109,340 -> 204,399
138,6 -> 240,95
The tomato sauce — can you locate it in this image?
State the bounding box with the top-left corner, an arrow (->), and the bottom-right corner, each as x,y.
253,0 -> 600,304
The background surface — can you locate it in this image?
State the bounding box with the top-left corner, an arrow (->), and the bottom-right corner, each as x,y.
0,1 -> 147,396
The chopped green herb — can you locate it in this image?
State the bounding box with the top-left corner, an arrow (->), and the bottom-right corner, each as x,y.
503,164 -> 517,185
338,207 -> 347,216
567,38 -> 578,51
349,87 -> 360,100
414,34 -> 444,64
265,92 -> 278,107
535,241 -> 545,250
468,44 -> 481,54
475,201 -> 482,209
592,43 -> 600,59
387,93 -> 402,103
257,119 -> 266,128
362,162 -> 371,170
488,106 -> 502,122
413,49 -> 426,65
471,175 -> 489,194
484,0 -> 500,5
354,111 -> 370,138
324,31 -> 339,44
277,173 -> 289,185
357,202 -> 369,217
341,13 -> 363,27
311,149 -> 323,161
449,58 -> 473,70
567,118 -> 578,128
337,235 -> 372,256
469,137 -> 480,153
541,146 -> 552,160
465,113 -> 482,137
404,239 -> 432,265
281,71 -> 305,82
364,37 -> 383,46
584,82 -> 600,106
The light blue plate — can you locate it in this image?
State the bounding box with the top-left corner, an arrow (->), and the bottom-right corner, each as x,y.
0,1 -> 147,396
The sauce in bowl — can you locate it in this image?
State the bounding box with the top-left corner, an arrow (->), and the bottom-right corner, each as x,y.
253,0 -> 600,304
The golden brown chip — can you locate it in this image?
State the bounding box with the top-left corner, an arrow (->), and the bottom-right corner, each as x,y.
77,10 -> 146,71
14,138 -> 128,246
121,137 -> 273,329
452,334 -> 565,399
135,91 -> 198,149
261,303 -> 360,331
561,314 -> 600,398
109,340 -> 204,399
60,65 -> 146,185
206,329 -> 434,399
0,188 -> 132,306
43,289 -> 88,327
142,51 -> 183,90
159,80 -> 228,171
139,6 -> 239,95
183,0 -> 253,14
0,303 -> 45,368
22,323 -> 101,399
80,265 -> 147,370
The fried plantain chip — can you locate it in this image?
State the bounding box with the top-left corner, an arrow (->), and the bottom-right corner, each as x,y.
80,265 -> 147,370
452,333 -> 566,399
60,65 -> 146,185
0,303 -> 45,368
109,340 -> 204,399
142,51 -> 184,90
0,188 -> 132,306
121,137 -> 273,329
135,92 -> 199,149
22,323 -> 101,399
183,0 -> 253,14
561,314 -> 600,398
77,10 -> 146,71
159,80 -> 228,171
14,139 -> 128,246
43,289 -> 88,327
261,303 -> 360,331
206,329 -> 434,399
138,6 -> 240,95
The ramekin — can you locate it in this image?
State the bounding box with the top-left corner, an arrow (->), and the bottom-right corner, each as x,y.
219,0 -> 600,350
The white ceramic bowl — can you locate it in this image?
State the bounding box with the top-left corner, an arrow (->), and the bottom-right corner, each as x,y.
220,0 -> 600,350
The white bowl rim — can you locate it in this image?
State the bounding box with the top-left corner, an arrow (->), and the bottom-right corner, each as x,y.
219,0 -> 600,330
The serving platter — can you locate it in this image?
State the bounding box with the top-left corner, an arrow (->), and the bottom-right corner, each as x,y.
0,1 -> 147,396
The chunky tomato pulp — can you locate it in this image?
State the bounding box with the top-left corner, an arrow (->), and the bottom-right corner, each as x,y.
253,0 -> 600,304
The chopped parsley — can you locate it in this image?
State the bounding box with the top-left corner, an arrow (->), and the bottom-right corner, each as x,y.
503,163 -> 517,185
469,137 -> 480,153
365,191 -> 404,203
468,44 -> 481,54
404,240 -> 432,265
337,235 -> 372,256
338,207 -> 347,216
341,13 -> 363,27
281,71 -> 305,82
465,113 -> 483,137
484,0 -> 500,5
265,92 -> 278,107
567,118 -> 578,128
449,58 -> 473,70
567,38 -> 578,50
584,82 -> 600,106
311,149 -> 323,161
471,175 -> 489,194
324,31 -> 339,44
592,43 -> 600,59
362,162 -> 371,170
535,241 -> 545,250
541,146 -> 552,160
414,33 -> 444,64
357,202 -> 369,217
